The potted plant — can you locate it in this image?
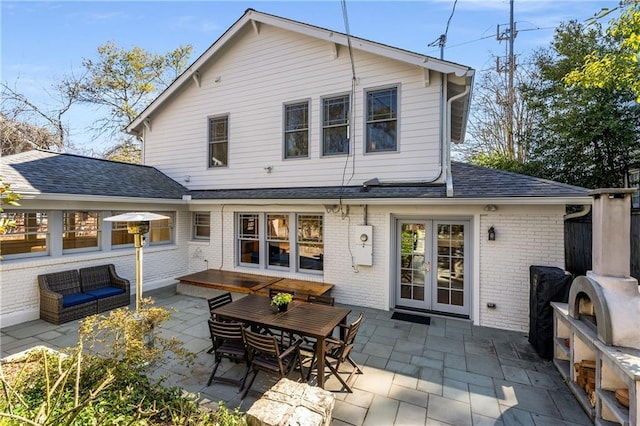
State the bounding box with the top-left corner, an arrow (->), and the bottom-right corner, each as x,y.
271,292 -> 293,312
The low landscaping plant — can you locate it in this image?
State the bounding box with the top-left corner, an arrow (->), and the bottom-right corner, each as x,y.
0,298 -> 246,425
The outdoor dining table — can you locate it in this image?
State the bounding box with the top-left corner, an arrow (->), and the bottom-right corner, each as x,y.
211,294 -> 351,389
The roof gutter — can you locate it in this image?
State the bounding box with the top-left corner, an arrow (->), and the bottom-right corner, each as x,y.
445,82 -> 471,197
15,193 -> 187,204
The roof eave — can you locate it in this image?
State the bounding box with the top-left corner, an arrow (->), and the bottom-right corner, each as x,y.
127,9 -> 473,134
15,193 -> 186,204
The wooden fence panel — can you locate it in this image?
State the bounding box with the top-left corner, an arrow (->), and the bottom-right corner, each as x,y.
564,211 -> 639,280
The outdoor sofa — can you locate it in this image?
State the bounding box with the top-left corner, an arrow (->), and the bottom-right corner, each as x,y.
38,264 -> 130,324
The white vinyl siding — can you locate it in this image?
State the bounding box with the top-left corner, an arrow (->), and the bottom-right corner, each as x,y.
143,24 -> 443,189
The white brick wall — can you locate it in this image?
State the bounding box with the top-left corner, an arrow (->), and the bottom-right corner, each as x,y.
2,202 -> 568,333
478,207 -> 566,332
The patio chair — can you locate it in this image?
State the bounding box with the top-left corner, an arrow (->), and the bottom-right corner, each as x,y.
307,294 -> 335,306
208,292 -> 233,318
207,292 -> 233,353
206,319 -> 249,388
306,312 -> 364,392
240,328 -> 305,399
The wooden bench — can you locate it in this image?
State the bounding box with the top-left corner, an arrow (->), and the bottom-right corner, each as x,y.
176,270 -> 333,300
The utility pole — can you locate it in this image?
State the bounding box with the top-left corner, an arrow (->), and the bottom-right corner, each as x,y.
496,0 -> 516,160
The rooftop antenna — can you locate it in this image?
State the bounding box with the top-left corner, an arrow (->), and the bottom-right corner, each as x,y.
428,0 -> 459,59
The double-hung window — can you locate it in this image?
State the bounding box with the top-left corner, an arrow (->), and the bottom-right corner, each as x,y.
322,95 -> 350,156
366,87 -> 398,153
0,211 -> 48,257
208,115 -> 228,167
267,214 -> 290,268
193,212 -> 211,240
236,212 -> 323,273
297,214 -> 323,271
238,214 -> 260,265
284,101 -> 309,158
63,211 -> 99,251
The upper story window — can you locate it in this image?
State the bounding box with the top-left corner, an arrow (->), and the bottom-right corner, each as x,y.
208,115 -> 228,167
284,101 -> 309,159
0,211 -> 48,257
193,212 -> 211,240
63,211 -> 99,252
630,169 -> 640,209
366,87 -> 398,153
322,95 -> 350,156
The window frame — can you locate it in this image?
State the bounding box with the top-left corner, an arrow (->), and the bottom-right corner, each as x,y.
193,211 -> 211,240
0,211 -> 49,258
364,85 -> 399,154
208,114 -> 229,168
321,93 -> 350,157
148,211 -> 175,246
296,214 -> 324,273
283,100 -> 310,159
62,211 -> 100,253
235,212 -> 323,274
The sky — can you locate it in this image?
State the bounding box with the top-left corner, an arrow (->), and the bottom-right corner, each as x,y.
1,0 -> 620,154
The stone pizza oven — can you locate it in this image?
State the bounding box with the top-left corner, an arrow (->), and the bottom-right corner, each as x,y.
568,188 -> 639,349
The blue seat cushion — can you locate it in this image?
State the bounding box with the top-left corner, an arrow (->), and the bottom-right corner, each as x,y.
63,292 -> 96,308
85,287 -> 125,299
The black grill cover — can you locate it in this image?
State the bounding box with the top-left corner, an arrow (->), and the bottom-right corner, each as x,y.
528,265 -> 572,359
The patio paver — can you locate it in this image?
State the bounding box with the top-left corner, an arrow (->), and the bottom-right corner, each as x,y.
0,284 -> 593,425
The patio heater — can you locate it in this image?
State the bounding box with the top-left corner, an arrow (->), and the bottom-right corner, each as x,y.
104,212 -> 169,313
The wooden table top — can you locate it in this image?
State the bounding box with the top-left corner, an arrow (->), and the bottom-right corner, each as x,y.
211,294 -> 350,339
177,269 -> 334,298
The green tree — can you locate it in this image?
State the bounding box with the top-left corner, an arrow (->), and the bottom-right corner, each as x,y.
522,20 -> 640,189
564,0 -> 640,101
459,59 -> 535,168
103,137 -> 142,163
76,41 -> 192,142
0,178 -> 20,235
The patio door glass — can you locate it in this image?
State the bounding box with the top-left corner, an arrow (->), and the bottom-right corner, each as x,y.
396,219 -> 470,317
398,221 -> 431,309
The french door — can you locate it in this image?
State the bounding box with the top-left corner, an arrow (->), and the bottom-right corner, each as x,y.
396,219 -> 470,317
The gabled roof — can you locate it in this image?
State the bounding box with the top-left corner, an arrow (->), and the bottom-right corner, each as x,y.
1,150 -> 186,200
127,8 -> 474,135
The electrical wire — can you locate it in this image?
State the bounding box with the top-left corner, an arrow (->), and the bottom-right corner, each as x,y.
339,0 -> 357,206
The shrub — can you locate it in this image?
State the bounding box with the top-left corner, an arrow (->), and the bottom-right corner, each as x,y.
0,298 -> 246,425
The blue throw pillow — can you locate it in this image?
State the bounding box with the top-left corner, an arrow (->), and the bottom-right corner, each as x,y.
63,293 -> 96,308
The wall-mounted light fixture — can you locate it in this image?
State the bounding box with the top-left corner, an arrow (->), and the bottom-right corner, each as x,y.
484,204 -> 498,212
488,226 -> 496,241
324,204 -> 338,213
264,166 -> 273,173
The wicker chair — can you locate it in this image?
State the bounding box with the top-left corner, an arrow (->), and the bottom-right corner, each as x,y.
79,264 -> 130,313
38,270 -> 97,325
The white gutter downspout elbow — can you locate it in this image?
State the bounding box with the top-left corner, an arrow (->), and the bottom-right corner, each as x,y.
445,84 -> 471,197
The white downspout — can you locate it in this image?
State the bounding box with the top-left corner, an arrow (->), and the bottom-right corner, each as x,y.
445,84 -> 471,197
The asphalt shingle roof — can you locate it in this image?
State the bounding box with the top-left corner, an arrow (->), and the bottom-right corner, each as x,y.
1,150 -> 186,199
1,151 -> 589,201
189,162 -> 589,200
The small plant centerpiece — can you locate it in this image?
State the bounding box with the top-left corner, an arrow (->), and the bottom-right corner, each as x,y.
271,292 -> 293,312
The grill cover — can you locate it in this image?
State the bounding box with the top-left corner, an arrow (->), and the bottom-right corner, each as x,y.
528,265 -> 572,359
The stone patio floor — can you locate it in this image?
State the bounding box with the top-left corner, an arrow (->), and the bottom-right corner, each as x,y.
0,284 -> 592,425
